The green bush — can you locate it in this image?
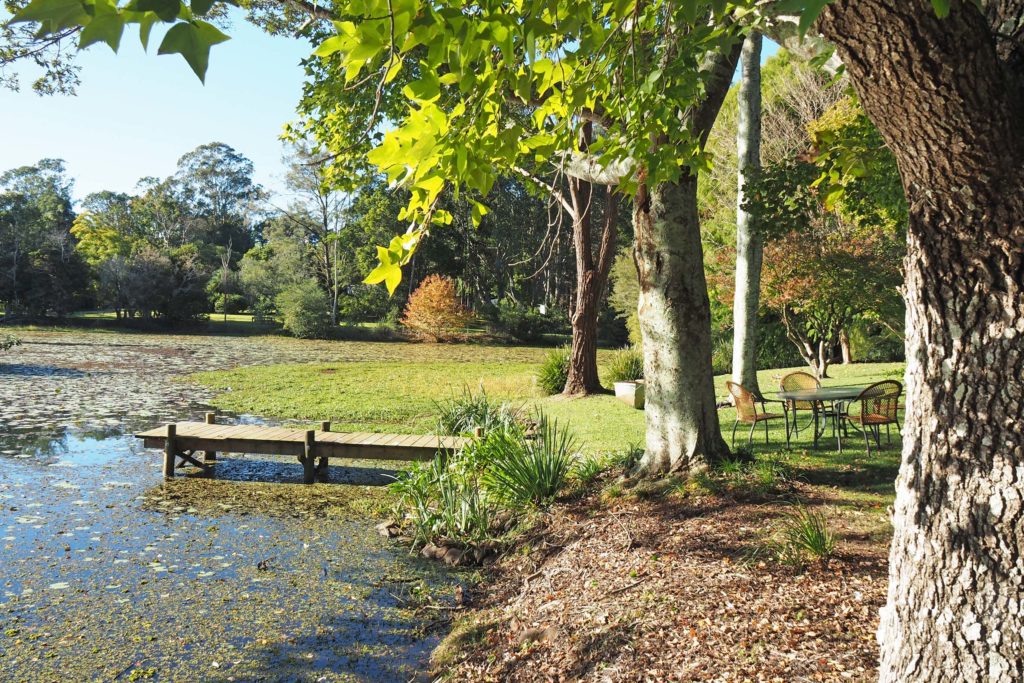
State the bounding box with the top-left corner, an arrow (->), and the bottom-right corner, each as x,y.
537,345 -> 570,395
480,414 -> 576,507
606,346 -> 644,383
435,390 -> 522,436
275,280 -> 333,339
495,301 -> 550,343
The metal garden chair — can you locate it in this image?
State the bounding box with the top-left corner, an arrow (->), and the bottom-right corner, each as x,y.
842,380 -> 902,454
725,381 -> 789,449
779,370 -> 820,438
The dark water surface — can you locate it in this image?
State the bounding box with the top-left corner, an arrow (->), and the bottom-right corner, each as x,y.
0,332 -> 455,682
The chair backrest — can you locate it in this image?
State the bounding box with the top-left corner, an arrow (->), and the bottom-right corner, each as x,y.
855,380 -> 902,421
726,381 -> 758,421
780,371 -> 819,409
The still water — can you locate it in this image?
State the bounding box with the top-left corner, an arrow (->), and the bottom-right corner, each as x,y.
0,332 -> 453,682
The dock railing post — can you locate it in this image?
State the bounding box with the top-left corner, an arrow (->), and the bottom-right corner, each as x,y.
303,429 -> 316,484
320,421 -> 331,432
204,412 -> 217,462
163,423 -> 177,479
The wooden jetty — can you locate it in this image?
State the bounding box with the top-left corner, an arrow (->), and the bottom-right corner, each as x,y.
135,413 -> 467,484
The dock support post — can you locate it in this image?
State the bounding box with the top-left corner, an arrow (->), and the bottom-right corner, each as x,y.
320,421 -> 331,432
302,429 -> 316,484
204,412 -> 217,462
163,423 -> 177,479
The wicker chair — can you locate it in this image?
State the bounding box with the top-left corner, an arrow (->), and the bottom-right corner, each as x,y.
726,381 -> 789,449
843,380 -> 902,454
779,371 -> 820,438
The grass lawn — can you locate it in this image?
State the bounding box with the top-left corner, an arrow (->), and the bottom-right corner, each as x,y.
191,342 -> 904,505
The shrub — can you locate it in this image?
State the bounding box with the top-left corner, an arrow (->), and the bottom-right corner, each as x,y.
572,454 -> 607,486
537,345 -> 570,395
771,506 -> 837,566
495,301 -> 549,343
402,274 -> 473,342
0,334 -> 21,353
606,346 -> 644,383
481,413 -> 576,507
389,456 -> 497,548
275,280 -> 333,339
435,390 -> 522,436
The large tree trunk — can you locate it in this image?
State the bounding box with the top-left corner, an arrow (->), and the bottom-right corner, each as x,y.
731,31 -> 764,397
818,2 -> 1024,680
634,174 -> 731,473
632,43 -> 741,474
564,124 -> 618,397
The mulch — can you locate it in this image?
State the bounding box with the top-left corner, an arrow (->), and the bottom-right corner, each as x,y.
438,486 -> 888,682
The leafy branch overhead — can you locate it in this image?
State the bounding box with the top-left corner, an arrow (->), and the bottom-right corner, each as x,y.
9,0 -> 231,81
7,0 -> 952,293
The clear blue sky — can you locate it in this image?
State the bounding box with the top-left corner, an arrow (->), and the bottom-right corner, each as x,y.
0,21 -> 778,204
0,14 -> 311,202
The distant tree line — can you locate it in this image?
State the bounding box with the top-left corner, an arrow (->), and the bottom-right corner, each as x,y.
0,141 -> 626,342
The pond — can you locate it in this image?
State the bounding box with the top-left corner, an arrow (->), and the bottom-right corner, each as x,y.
0,331 -> 456,681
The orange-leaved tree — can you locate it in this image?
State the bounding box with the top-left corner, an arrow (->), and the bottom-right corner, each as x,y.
401,275 -> 472,342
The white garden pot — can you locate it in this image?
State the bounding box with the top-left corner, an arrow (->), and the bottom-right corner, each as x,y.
614,380 -> 645,409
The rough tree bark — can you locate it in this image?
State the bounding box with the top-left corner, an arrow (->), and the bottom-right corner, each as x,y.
731,31 -> 764,397
564,122 -> 619,396
817,2 -> 1024,680
634,43 -> 740,474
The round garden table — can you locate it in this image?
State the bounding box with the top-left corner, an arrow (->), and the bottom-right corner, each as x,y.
773,384 -> 871,453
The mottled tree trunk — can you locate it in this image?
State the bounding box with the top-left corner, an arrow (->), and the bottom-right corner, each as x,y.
634,175 -> 731,472
731,31 -> 764,397
632,43 -> 741,474
818,2 -> 1024,680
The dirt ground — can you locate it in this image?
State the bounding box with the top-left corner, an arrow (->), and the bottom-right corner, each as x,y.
436,483 -> 889,682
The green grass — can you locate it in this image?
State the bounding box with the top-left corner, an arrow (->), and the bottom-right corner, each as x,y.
190,342 -> 905,508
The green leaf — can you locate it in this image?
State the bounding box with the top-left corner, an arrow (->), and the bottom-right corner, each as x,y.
139,11 -> 157,50
931,0 -> 950,18
157,19 -> 230,82
132,0 -> 182,22
680,0 -> 698,23
313,35 -> 346,58
79,11 -> 124,50
191,0 -> 216,15
470,200 -> 489,227
10,0 -> 88,32
402,71 -> 441,101
798,0 -> 830,35
364,248 -> 403,294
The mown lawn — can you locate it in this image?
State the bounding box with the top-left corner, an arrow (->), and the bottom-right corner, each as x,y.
191,344 -> 904,503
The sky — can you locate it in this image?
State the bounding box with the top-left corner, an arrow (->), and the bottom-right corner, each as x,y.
0,21 -> 779,205
0,15 -> 311,202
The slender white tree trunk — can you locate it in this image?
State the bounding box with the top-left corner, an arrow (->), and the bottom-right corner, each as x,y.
731,32 -> 763,397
